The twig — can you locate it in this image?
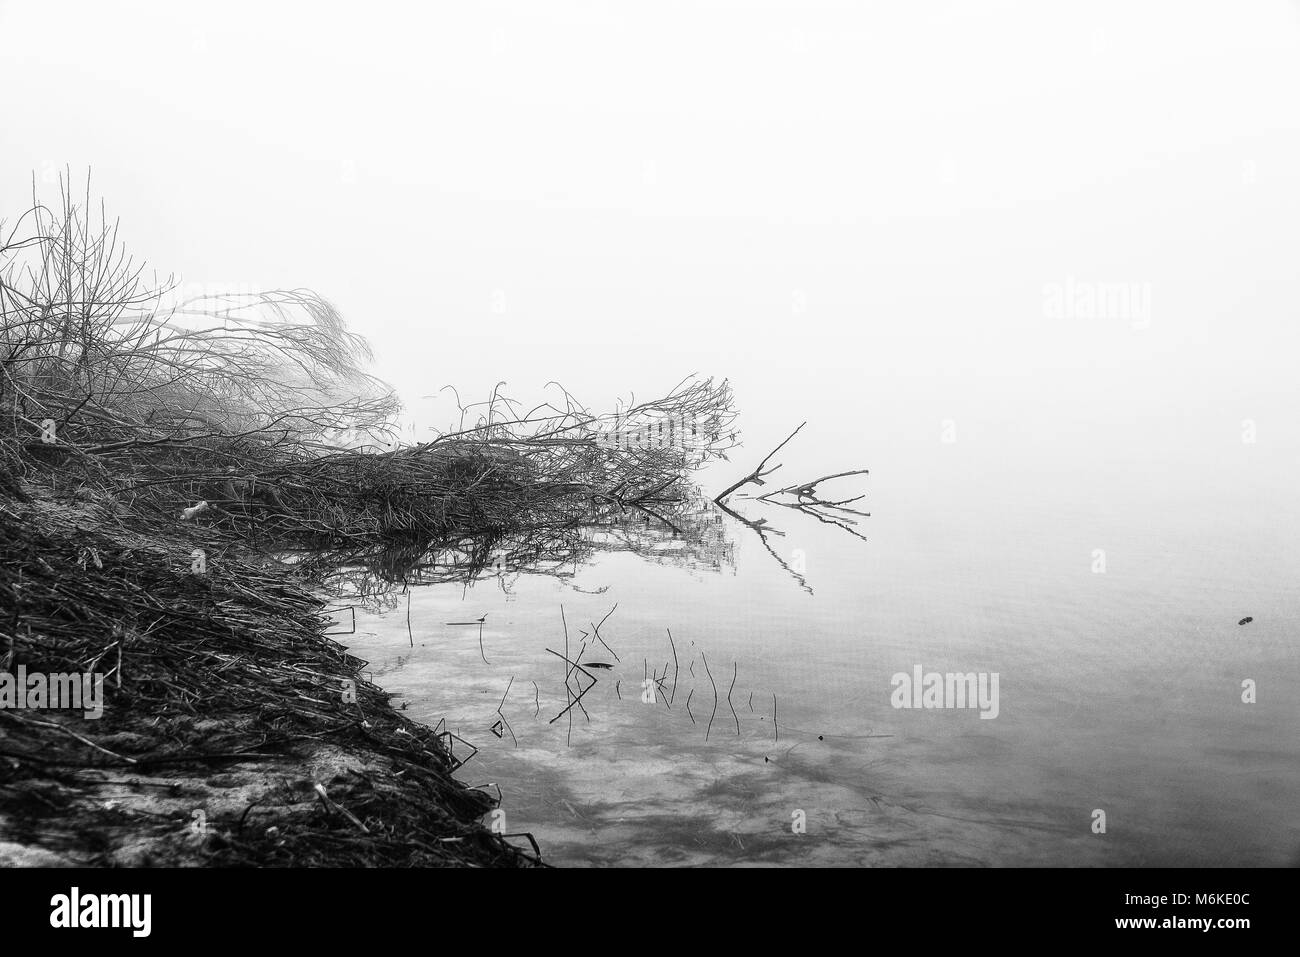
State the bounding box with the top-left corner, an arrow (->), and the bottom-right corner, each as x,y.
701,651 -> 718,741
756,468 -> 870,506
495,676 -> 517,746
727,661 -> 739,735
591,603 -> 620,661
666,627 -> 679,704
561,607 -> 572,745
713,422 -> 805,503
544,648 -> 596,730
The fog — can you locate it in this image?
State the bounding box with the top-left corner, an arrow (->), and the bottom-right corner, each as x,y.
3,1 -> 1298,482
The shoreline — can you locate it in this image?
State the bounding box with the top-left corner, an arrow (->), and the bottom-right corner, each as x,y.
0,489 -> 540,868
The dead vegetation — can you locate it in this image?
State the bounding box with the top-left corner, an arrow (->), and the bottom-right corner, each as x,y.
0,175 -> 738,866
0,173 -> 868,865
713,421 -> 871,592
0,493 -> 539,865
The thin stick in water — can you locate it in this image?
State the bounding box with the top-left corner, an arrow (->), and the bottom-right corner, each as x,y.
495,676 -> 517,746
727,661 -> 739,735
666,628 -> 679,703
701,650 -> 718,741
592,603 -> 620,661
562,606 -> 573,746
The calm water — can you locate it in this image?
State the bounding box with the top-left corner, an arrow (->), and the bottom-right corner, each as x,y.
337,422 -> 1300,867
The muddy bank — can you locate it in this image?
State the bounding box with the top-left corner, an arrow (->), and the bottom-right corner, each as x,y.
0,488 -> 540,867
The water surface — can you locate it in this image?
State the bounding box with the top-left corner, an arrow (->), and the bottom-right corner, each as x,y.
339,428 -> 1300,867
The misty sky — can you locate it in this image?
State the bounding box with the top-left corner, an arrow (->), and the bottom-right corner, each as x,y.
2,1 -> 1298,478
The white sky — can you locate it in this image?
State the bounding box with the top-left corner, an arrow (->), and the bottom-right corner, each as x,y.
2,1 -> 1298,470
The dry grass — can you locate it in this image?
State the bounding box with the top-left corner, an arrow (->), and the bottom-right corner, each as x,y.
0,175 -> 741,866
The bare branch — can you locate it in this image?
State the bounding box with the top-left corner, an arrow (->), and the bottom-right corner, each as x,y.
712,421 -> 805,503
